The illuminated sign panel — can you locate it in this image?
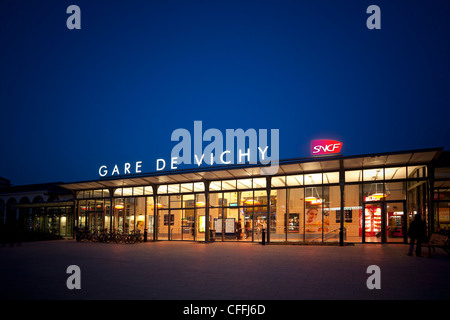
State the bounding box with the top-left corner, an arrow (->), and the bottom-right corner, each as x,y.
311,140 -> 343,156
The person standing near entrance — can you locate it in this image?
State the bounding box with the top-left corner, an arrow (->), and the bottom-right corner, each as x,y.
407,214 -> 427,257
235,219 -> 242,240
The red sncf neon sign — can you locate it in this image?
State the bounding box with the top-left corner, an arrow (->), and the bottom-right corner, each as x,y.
311,140 -> 343,156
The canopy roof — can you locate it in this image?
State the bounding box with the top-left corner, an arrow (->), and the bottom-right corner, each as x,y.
59,148 -> 442,191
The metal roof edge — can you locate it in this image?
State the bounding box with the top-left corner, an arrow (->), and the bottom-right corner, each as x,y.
57,147 -> 444,190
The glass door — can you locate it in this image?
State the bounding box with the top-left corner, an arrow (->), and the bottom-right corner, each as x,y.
253,210 -> 267,242
363,201 -> 405,243
386,202 -> 405,243
363,202 -> 383,242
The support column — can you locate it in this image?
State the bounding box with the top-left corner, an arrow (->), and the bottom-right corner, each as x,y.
144,191 -> 148,242
204,180 -> 210,242
153,186 -> 159,241
339,159 -> 345,246
109,188 -> 114,232
266,176 -> 271,244
72,193 -> 77,239
428,163 -> 435,235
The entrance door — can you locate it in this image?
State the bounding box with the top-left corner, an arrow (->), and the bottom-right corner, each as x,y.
240,207 -> 268,242
363,201 -> 405,243
385,202 -> 405,243
253,211 -> 267,242
363,202 -> 384,242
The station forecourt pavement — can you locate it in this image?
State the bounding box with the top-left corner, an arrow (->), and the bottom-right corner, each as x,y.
0,238 -> 448,317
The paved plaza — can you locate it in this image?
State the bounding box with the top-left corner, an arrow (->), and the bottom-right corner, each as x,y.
0,239 -> 449,300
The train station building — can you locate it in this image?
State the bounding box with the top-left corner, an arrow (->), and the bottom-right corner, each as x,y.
1,147 -> 449,245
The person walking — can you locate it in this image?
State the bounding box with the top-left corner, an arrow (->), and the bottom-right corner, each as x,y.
407,214 -> 427,257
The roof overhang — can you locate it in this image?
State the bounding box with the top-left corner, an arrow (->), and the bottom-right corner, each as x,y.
59,147 -> 443,191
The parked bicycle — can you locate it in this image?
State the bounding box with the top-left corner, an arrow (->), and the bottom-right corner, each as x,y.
75,227 -> 145,244
74,226 -> 90,242
130,229 -> 144,243
98,228 -> 111,243
110,229 -> 121,243
90,229 -> 99,242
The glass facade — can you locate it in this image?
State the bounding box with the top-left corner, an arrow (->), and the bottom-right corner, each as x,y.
0,202 -> 74,237
434,165 -> 450,231
68,161 -> 439,245
2,149 -> 448,244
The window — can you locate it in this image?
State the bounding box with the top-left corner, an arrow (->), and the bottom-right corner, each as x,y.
237,178 -> 252,189
252,178 -> 266,189
209,181 -> 221,191
323,172 -> 339,184
269,189 -> 287,242
287,188 -> 304,242
193,182 -> 205,192
180,183 -> 193,193
409,165 -> 428,178
271,176 -> 286,187
305,173 -> 322,185
167,184 -> 180,194
384,167 -> 407,180
363,169 -> 383,181
346,170 -> 362,182
344,184 -> 362,243
286,175 -> 303,186
222,180 -> 237,190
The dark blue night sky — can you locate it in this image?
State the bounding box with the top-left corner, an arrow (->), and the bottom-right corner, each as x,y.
1,0 -> 449,185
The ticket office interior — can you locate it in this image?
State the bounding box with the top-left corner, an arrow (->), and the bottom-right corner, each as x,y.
75,164 -> 429,243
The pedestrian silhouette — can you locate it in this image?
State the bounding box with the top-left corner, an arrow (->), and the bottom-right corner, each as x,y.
407,214 -> 427,257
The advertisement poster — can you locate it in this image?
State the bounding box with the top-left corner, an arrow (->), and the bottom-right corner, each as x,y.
305,207 -> 329,233
214,218 -> 222,234
305,207 -> 321,232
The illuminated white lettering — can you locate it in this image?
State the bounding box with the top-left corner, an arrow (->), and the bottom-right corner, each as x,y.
238,148 -> 251,163
124,163 -> 131,174
156,159 -> 166,171
194,154 -> 205,166
258,146 -> 269,160
171,157 -> 178,169
98,161 -> 145,177
112,165 -> 119,175
136,161 -> 142,173
220,151 -> 231,164
99,165 -> 107,177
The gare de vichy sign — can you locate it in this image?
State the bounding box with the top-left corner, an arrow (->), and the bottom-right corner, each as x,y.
98,121 -> 280,177
98,122 -> 342,178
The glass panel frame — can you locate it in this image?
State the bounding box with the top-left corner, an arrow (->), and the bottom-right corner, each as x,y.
304,173 -> 322,185
345,170 -> 362,182
286,175 -> 303,186
363,168 -> 384,182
